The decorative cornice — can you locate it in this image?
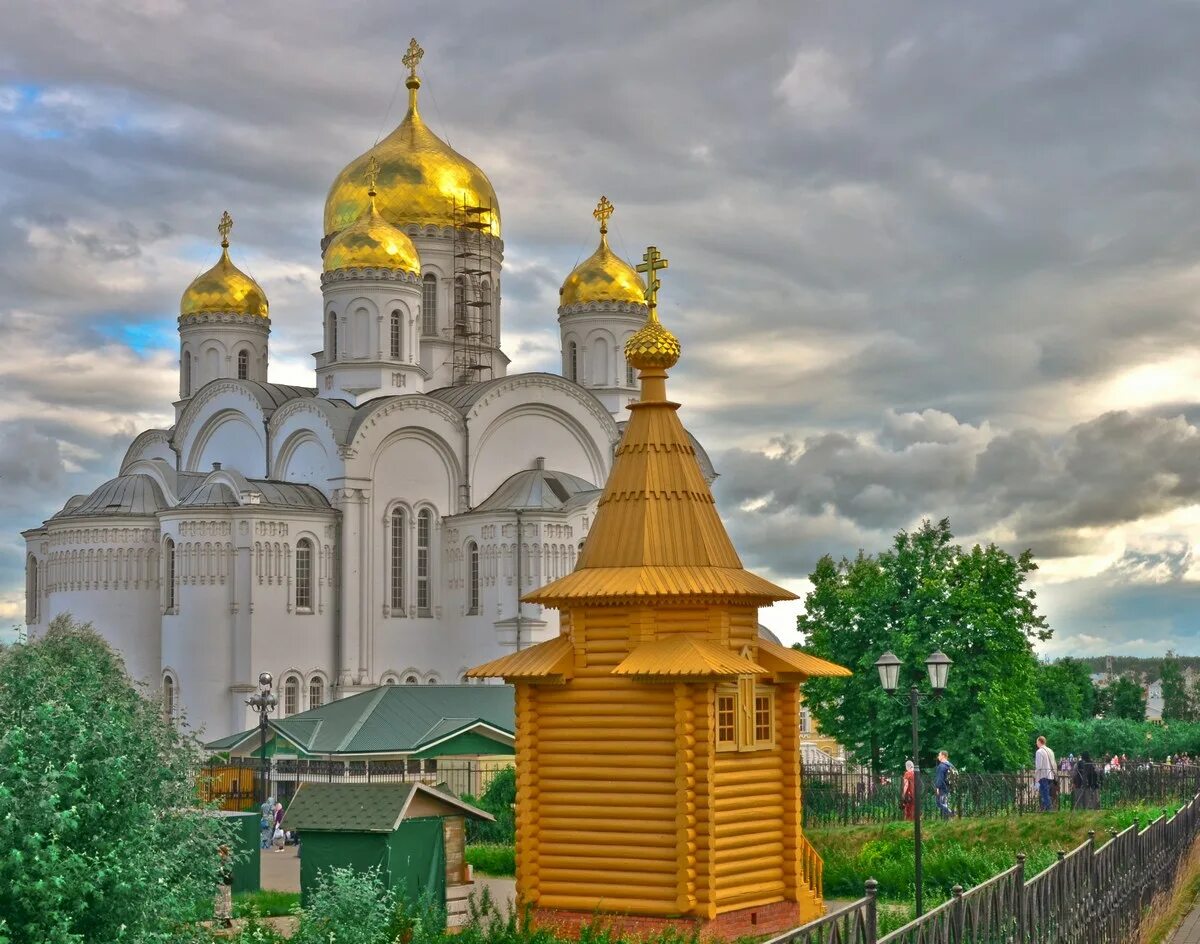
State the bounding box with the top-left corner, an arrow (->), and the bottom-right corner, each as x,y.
465,374 -> 618,440
557,300 -> 648,317
320,267 -> 422,286
349,394 -> 467,447
178,312 -> 272,330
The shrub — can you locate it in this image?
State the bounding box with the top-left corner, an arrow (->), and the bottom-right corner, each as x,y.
463,766 -> 516,844
292,866 -> 397,944
0,615 -> 229,944
467,843 -> 517,876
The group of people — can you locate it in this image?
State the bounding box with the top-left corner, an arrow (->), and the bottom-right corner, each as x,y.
900,750 -> 958,820
1036,737 -> 1103,810
260,796 -> 287,851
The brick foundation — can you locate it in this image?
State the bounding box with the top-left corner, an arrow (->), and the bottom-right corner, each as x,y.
531,899 -> 808,941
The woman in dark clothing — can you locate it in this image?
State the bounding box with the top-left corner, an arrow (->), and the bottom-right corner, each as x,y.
1072,752 -> 1101,810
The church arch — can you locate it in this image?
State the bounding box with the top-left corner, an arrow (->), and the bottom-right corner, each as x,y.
185,408 -> 267,478
307,671 -> 326,709
274,429 -> 334,490
466,539 -> 480,615
384,501 -> 412,617
588,327 -> 615,385
422,272 -> 439,336
162,536 -> 178,614
566,339 -> 579,381
182,349 -> 193,397
327,310 -> 338,361
162,669 -> 178,721
281,672 -> 302,716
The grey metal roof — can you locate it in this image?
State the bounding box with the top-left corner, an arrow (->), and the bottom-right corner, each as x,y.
234,381 -> 317,411
250,480 -> 330,509
757,624 -> 783,646
51,474 -> 167,519
179,482 -> 240,507
474,467 -> 600,512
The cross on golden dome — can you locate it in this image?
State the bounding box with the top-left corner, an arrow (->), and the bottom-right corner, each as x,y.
593,196 -> 614,235
218,211 -> 233,248
364,154 -> 380,196
636,245 -> 668,313
403,38 -> 424,78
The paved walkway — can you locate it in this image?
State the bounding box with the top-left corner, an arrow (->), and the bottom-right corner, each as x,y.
1171,907 -> 1200,943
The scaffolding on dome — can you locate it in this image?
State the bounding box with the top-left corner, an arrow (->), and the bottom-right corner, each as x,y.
449,197 -> 495,385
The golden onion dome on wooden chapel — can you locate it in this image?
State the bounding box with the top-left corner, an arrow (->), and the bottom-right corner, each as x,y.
179,212 -> 269,318
559,196 -> 647,308
323,39 -> 500,240
623,246 -> 679,370
323,157 -> 421,274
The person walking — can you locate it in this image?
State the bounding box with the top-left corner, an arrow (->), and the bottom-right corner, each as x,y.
1035,736 -> 1057,812
901,760 -> 916,821
934,750 -> 954,819
272,800 -> 286,851
259,795 -> 275,850
1072,751 -> 1100,810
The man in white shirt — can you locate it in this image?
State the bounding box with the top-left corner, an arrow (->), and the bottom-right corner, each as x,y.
1035,736 -> 1057,812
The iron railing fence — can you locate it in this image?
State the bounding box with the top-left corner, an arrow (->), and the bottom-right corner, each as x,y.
199,757 -> 507,811
773,790 -> 1200,944
801,762 -> 1200,828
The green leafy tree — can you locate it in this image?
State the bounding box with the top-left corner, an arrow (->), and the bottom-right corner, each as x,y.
0,614 -> 228,944
799,518 -> 1049,772
1106,676 -> 1148,722
1035,657 -> 1097,720
1162,651 -> 1193,722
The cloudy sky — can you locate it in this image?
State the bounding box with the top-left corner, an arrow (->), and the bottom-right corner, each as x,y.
3,1 -> 1200,654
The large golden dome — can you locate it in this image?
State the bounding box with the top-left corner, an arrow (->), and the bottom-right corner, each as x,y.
559,197 -> 646,308
324,188 -> 421,275
324,43 -> 499,239
180,212 -> 269,318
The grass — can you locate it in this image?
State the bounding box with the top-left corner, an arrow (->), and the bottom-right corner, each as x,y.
232,888 -> 300,917
467,843 -> 517,877
810,802 -> 1185,910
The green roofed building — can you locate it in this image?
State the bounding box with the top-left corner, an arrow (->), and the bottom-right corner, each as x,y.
283,781 -> 493,925
204,684 -> 514,799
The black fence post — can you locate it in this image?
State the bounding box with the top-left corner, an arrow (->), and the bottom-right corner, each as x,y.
864,878 -> 878,944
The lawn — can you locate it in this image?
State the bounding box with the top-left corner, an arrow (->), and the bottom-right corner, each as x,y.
232,889 -> 301,918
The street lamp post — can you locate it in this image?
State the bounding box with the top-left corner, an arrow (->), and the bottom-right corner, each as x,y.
245,671 -> 276,806
874,649 -> 953,917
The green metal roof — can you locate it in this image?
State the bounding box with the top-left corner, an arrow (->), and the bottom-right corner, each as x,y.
283,782 -> 493,833
205,684 -> 514,756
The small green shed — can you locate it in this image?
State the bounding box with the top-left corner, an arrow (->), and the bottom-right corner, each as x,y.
211,810 -> 260,894
284,782 -> 493,915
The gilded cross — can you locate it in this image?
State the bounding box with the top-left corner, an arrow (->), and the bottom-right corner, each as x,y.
403,38 -> 424,78
218,210 -> 233,248
365,154 -> 380,195
593,196 -> 614,235
636,245 -> 668,311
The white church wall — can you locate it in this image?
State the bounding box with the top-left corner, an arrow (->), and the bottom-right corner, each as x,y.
471,406 -> 604,501
273,430 -> 337,491
176,383 -> 274,476
120,430 -> 176,473
32,520 -> 162,685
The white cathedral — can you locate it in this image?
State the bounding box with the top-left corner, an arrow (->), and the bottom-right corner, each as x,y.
20,42 -> 715,740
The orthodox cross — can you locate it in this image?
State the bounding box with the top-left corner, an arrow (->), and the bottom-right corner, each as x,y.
593,195 -> 614,235
365,154 -> 380,196
403,38 -> 424,78
218,211 -> 233,248
636,245 -> 668,312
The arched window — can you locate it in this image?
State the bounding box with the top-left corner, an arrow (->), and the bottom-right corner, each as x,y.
164,537 -> 177,613
383,675 -> 398,686
478,282 -> 492,343
295,539 -> 313,611
626,360 -> 636,387
426,675 -> 439,684
283,675 -> 300,715
404,674 -> 419,685
390,310 -> 402,358
309,675 -> 324,710
454,276 -> 466,330
467,541 -> 480,615
422,274 -> 438,335
390,508 -> 406,613
25,555 -> 38,623
182,353 -> 192,397
567,341 -> 578,382
237,349 -> 249,380
163,673 -> 176,722
327,312 -> 338,360
417,509 -> 432,616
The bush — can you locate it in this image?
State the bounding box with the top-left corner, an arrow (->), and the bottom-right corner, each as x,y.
466,843 -> 516,876
292,866 -> 399,944
0,615 -> 228,944
463,766 -> 516,844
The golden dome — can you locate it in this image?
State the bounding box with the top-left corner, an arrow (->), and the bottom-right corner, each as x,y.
323,41 -> 499,239
324,189 -> 421,275
559,196 -> 646,308
625,312 -> 681,371
180,212 -> 269,319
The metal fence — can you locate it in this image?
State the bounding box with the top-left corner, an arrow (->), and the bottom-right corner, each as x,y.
771,790 -> 1200,944
199,757 -> 508,810
801,762 -> 1200,828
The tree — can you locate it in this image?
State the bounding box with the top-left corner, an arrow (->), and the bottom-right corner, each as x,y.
1107,676 -> 1148,722
0,615 -> 227,944
1035,657 -> 1097,720
1162,651 -> 1193,722
799,518 -> 1049,772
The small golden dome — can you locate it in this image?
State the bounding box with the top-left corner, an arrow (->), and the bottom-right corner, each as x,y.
324,190 -> 421,275
560,197 -> 646,308
625,312 -> 681,371
323,40 -> 500,239
180,212 -> 269,319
